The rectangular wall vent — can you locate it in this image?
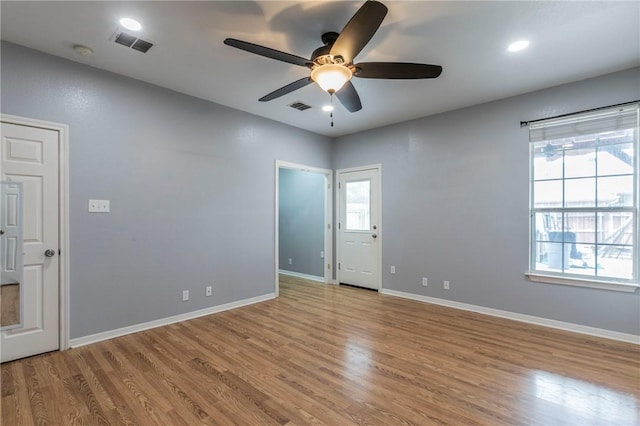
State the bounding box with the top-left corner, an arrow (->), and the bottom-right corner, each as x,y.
114,32 -> 154,53
288,101 -> 312,111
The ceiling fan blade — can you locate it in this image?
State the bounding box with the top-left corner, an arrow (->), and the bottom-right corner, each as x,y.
259,77 -> 314,102
224,38 -> 311,67
336,81 -> 362,112
330,1 -> 388,64
354,62 -> 443,79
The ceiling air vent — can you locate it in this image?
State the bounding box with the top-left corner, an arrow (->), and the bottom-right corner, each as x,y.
288,101 -> 312,111
114,32 -> 154,53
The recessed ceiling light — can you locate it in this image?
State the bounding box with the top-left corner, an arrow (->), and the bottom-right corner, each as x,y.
119,17 -> 142,32
322,105 -> 334,112
508,40 -> 529,52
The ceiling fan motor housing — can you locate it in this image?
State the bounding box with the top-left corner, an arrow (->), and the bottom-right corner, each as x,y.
311,32 -> 346,66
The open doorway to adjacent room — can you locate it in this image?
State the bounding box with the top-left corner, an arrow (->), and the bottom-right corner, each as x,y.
275,161 -> 333,296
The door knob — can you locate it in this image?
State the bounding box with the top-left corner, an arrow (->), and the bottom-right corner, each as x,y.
372,234 -> 377,239
44,249 -> 55,257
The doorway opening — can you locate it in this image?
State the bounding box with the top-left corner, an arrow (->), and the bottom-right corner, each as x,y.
275,161 -> 333,296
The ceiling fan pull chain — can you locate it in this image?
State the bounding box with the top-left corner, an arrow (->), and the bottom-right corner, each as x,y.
330,93 -> 334,127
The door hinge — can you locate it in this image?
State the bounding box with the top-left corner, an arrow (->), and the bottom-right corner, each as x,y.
59,249 -> 61,255
338,182 -> 341,189
338,263 -> 341,270
328,223 -> 331,230
338,222 -> 341,229
327,183 -> 331,190
327,264 -> 331,270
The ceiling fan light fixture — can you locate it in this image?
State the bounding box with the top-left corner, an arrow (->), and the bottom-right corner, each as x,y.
311,64 -> 352,93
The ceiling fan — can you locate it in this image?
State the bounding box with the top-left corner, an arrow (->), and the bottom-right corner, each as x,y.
223,0 -> 443,112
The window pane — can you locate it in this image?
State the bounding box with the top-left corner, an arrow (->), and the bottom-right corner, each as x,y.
533,143 -> 563,180
346,180 -> 370,230
533,212 -> 562,242
564,148 -> 596,178
597,175 -> 633,207
598,143 -> 634,176
597,245 -> 634,280
533,239 -> 547,265
542,242 -> 571,272
564,212 -> 595,244
534,180 -> 562,208
570,243 -> 596,276
564,178 -> 595,208
597,212 -> 634,245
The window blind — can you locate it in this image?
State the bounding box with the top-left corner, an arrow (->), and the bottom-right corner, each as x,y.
529,104 -> 639,142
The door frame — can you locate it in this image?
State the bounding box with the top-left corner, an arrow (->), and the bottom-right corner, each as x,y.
275,160 -> 333,296
1,114 -> 70,351
336,164 -> 382,291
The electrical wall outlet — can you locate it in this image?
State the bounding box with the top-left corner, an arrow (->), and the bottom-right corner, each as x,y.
444,280 -> 450,290
88,199 -> 110,213
288,258 -> 292,265
390,265 -> 396,274
182,290 -> 189,301
206,286 -> 212,297
320,251 -> 325,259
422,277 -> 428,287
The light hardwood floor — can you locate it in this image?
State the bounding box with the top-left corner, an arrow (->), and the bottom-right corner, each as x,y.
2,275 -> 639,425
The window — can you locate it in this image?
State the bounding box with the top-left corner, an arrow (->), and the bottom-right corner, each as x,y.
528,104 -> 639,289
345,180 -> 371,230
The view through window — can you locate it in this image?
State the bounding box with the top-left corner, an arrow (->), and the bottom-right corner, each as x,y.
529,104 -> 638,283
345,180 -> 371,231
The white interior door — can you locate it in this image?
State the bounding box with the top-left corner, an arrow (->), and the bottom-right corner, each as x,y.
1,183 -> 23,286
1,122 -> 59,363
338,167 -> 380,290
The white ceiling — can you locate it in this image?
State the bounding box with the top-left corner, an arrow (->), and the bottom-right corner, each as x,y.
2,1 -> 639,137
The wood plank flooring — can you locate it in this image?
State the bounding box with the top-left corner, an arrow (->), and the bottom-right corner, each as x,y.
2,275 -> 639,425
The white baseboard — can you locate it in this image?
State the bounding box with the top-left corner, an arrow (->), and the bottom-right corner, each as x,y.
380,288 -> 639,345
69,293 -> 276,348
278,269 -> 325,283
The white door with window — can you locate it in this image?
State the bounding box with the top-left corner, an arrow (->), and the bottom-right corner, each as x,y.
1,122 -> 60,363
338,166 -> 380,290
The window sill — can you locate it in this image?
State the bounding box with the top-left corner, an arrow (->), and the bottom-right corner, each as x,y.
526,273 -> 640,293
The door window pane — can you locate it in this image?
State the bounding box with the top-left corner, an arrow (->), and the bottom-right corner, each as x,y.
346,180 -> 370,230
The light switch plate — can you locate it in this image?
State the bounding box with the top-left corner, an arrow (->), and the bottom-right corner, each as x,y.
88,199 -> 110,213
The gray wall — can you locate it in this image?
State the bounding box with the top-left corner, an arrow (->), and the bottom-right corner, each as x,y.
333,67 -> 640,335
2,40 -> 638,339
278,168 -> 325,278
1,42 -> 332,338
